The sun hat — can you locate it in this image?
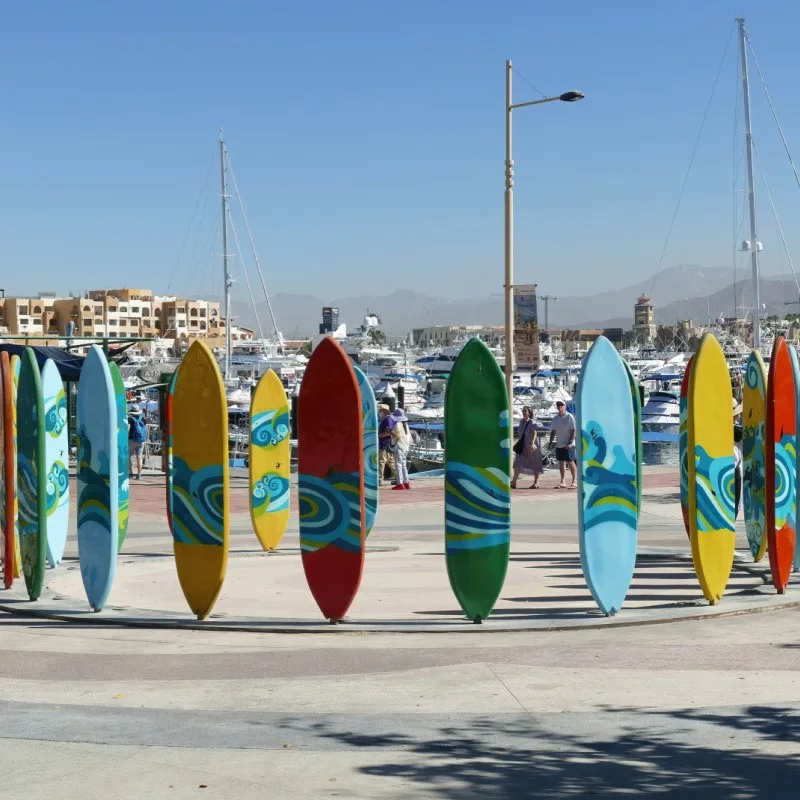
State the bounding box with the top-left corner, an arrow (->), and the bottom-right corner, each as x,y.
390,407 -> 408,423
378,403 -> 391,413
129,405 -> 144,415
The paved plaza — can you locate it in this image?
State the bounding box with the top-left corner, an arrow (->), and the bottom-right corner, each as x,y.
0,466 -> 798,798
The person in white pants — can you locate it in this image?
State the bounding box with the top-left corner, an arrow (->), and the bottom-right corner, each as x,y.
390,408 -> 411,491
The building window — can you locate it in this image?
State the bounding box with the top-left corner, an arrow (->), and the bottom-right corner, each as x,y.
119,306 -> 127,313
83,318 -> 92,326
190,320 -> 198,327
190,308 -> 198,317
200,308 -> 207,317
200,321 -> 207,330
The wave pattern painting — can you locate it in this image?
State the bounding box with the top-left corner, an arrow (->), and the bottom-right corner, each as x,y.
581,423 -> 638,531
774,433 -> 797,531
251,406 -> 290,449
694,445 -> 736,532
445,463 -> 510,552
299,472 -> 362,553
252,472 -> 290,517
45,460 -> 69,515
172,458 -> 225,546
45,390 -> 67,438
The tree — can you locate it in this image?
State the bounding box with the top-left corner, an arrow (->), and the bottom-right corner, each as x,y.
368,327 -> 387,347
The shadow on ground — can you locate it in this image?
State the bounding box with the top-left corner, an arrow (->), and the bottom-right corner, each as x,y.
287,705 -> 800,798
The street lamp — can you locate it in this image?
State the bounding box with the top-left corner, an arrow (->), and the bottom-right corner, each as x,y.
504,60 -> 584,412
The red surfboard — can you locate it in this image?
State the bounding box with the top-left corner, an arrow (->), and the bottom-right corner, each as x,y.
298,337 -> 365,622
766,336 -> 797,593
1,352 -> 14,589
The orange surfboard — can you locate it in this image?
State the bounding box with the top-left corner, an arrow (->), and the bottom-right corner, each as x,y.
1,352 -> 14,588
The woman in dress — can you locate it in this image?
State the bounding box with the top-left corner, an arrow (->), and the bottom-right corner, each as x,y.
511,405 -> 544,489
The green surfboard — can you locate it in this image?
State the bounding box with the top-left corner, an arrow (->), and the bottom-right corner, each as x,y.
444,337 -> 511,622
17,347 -> 47,600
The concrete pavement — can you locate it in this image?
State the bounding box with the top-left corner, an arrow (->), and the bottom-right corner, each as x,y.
1,465 -> 799,797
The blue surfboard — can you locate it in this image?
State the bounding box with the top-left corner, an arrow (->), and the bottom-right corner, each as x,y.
790,345 -> 800,573
352,366 -> 379,536
76,345 -> 118,611
576,336 -> 639,616
41,359 -> 70,567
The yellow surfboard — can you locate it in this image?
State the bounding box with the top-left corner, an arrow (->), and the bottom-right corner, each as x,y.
688,333 -> 735,604
248,369 -> 290,551
170,341 -> 229,620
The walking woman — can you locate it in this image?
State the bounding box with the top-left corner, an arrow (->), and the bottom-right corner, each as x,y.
511,406 -> 544,489
390,407 -> 412,491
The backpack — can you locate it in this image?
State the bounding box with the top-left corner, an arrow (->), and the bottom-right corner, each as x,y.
130,415 -> 147,443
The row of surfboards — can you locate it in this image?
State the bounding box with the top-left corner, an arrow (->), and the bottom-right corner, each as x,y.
679,335 -> 799,597
6,331 -> 790,624
0,346 -> 130,606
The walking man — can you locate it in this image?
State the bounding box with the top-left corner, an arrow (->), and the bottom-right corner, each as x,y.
548,400 -> 577,489
128,406 -> 147,480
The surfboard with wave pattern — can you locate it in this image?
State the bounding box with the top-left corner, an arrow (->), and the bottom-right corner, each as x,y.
170,340 -> 229,620
444,337 -> 510,622
353,365 -> 379,537
298,337 -> 364,622
688,333 -> 735,604
249,369 -> 290,551
108,363 -> 129,552
577,336 -> 638,616
77,346 -> 118,611
743,350 -> 768,562
42,359 -> 69,567
766,336 -> 797,591
17,348 -> 47,600
10,356 -> 21,580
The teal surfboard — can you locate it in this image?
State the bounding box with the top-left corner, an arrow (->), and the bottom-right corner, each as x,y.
108,363 -> 129,551
444,337 -> 511,622
577,336 -> 639,616
352,366 -> 379,537
77,345 -> 118,611
41,359 -> 69,567
17,348 -> 47,600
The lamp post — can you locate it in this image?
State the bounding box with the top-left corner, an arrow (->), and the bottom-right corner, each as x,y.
504,59 -> 584,411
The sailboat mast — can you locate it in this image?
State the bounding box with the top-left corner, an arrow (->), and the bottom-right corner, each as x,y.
737,17 -> 761,351
219,129 -> 232,380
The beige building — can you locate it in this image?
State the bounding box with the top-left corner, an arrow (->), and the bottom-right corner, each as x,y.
0,287 -> 249,344
633,294 -> 657,342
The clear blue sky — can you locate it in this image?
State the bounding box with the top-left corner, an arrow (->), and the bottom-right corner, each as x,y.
3,0 -> 800,305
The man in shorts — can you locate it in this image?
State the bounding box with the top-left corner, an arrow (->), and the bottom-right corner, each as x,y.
548,400 -> 576,489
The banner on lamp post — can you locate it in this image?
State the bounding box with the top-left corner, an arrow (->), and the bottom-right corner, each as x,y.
513,283 -> 539,370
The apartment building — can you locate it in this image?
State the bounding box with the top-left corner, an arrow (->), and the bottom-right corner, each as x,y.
0,287 -> 245,344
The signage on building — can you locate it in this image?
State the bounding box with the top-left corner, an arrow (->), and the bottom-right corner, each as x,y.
513,284 -> 539,369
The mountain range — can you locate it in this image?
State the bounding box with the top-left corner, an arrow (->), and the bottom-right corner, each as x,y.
226,264 -> 799,337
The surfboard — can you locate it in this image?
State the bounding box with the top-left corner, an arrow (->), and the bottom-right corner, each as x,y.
77,345 -> 118,611
679,358 -> 693,538
10,355 -> 21,580
791,345 -> 800,575
688,333 -> 735,604
766,336 -> 797,592
1,352 -> 14,589
108,362 -> 129,551
165,370 -> 177,537
622,358 -> 642,517
41,359 -> 69,567
17,348 -> 47,600
444,337 -> 511,622
248,369 -> 290,551
170,340 -> 229,620
743,350 -> 768,562
576,336 -> 638,616
298,337 -> 365,622
353,365 -> 379,537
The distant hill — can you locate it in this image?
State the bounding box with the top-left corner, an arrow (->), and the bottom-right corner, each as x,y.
224,264 -> 793,336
